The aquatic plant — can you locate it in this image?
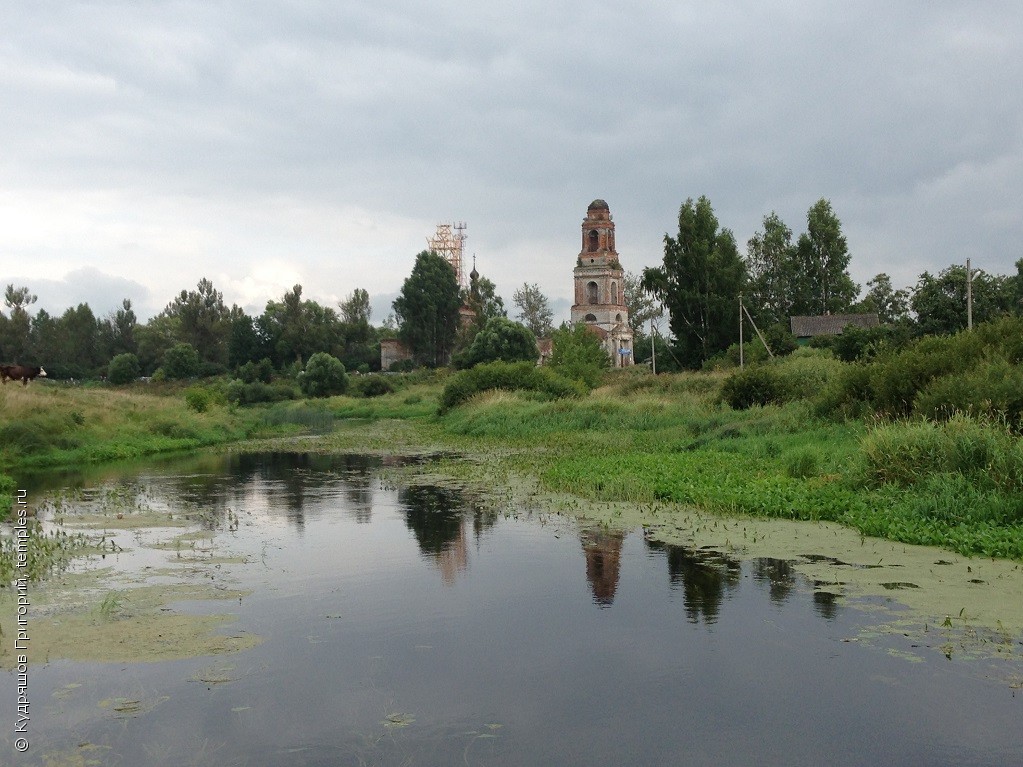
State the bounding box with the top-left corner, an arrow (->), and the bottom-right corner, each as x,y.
0,521 -> 90,585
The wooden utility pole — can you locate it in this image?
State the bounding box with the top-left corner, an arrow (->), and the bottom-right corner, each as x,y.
966,258 -> 973,331
650,318 -> 657,375
739,294 -> 744,369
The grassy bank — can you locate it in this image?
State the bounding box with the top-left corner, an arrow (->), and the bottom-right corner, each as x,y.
4,359 -> 1023,562
0,382 -> 321,516
430,374 -> 1023,560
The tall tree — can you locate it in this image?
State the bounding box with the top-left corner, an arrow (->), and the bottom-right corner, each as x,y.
911,264 -> 1012,336
745,212 -> 798,327
853,273 -> 910,324
791,199 -> 858,315
261,284 -> 343,367
56,303 -> 101,375
462,275 -> 505,329
339,288 -> 372,326
164,278 -> 231,364
227,308 -> 266,370
512,282 -> 554,338
641,196 -> 746,369
2,284 -> 37,361
392,251 -> 461,367
339,288 -> 376,371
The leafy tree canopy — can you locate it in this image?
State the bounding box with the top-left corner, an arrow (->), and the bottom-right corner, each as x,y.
392,251 -> 462,367
300,352 -> 349,397
512,282 -> 554,339
454,316 -> 537,369
548,322 -> 610,389
792,199 -> 858,316
623,271 -> 661,336
911,264 -> 1012,336
162,342 -> 201,380
853,273 -> 911,324
641,196 -> 746,369
745,212 -> 797,327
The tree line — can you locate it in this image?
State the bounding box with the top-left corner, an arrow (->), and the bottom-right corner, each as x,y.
6,199 -> 1015,382
0,253 -> 564,383
642,196 -> 1023,369
0,279 -> 388,381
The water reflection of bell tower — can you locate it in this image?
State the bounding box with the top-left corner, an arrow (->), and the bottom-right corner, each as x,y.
580,529 -> 624,607
570,199 -> 634,366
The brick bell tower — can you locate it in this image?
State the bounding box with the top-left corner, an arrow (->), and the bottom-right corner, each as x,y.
570,199 -> 633,366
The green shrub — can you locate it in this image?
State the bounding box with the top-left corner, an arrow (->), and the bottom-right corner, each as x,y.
351,375 -> 395,398
866,332 -> 985,416
913,358 -> 1023,428
454,317 -> 538,369
548,323 -> 610,389
225,380 -> 298,405
720,366 -> 783,410
236,358 -> 274,384
814,363 -> 873,420
299,353 -> 349,398
162,343 -> 201,380
440,361 -> 584,413
184,386 -> 214,413
860,414 -> 1023,492
771,350 -> 846,402
107,353 -> 141,385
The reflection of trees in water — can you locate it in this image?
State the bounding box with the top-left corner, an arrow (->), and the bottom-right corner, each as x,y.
812,588 -> 840,620
398,484 -> 496,585
344,479 -> 374,524
645,538 -> 741,625
752,558 -> 796,605
217,452 -> 383,528
580,529 -> 625,607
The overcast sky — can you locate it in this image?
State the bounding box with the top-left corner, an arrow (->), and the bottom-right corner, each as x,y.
2,1 -> 1021,324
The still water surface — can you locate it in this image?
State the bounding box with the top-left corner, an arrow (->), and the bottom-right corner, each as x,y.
5,452 -> 1023,766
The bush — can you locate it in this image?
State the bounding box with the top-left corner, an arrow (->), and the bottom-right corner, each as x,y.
860,414 -> 1023,492
548,323 -> 610,389
351,375 -> 395,398
184,386 -> 215,413
454,317 -> 538,369
720,366 -> 783,410
236,358 -> 274,384
107,353 -> 141,385
162,343 -> 201,380
440,361 -> 585,413
225,379 -> 298,405
814,363 -> 872,420
914,358 -> 1023,428
299,353 -> 349,398
771,350 -> 846,402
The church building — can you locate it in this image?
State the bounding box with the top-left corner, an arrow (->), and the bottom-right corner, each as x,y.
570,199 -> 634,366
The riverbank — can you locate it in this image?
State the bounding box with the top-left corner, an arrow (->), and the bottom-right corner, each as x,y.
0,382 -> 332,518
6,368 -> 1023,562
317,369 -> 1023,562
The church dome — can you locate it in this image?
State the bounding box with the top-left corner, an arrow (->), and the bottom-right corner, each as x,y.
587,199 -> 609,211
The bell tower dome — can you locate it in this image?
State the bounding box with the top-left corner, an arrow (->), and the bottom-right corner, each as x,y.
570,199 -> 634,366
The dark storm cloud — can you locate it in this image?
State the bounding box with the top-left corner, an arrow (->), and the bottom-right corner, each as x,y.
1,1 -> 1021,315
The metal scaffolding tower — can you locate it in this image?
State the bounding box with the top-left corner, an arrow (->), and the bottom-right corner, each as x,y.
428,222 -> 467,287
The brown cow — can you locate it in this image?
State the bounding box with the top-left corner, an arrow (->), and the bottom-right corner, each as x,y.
0,364 -> 47,385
